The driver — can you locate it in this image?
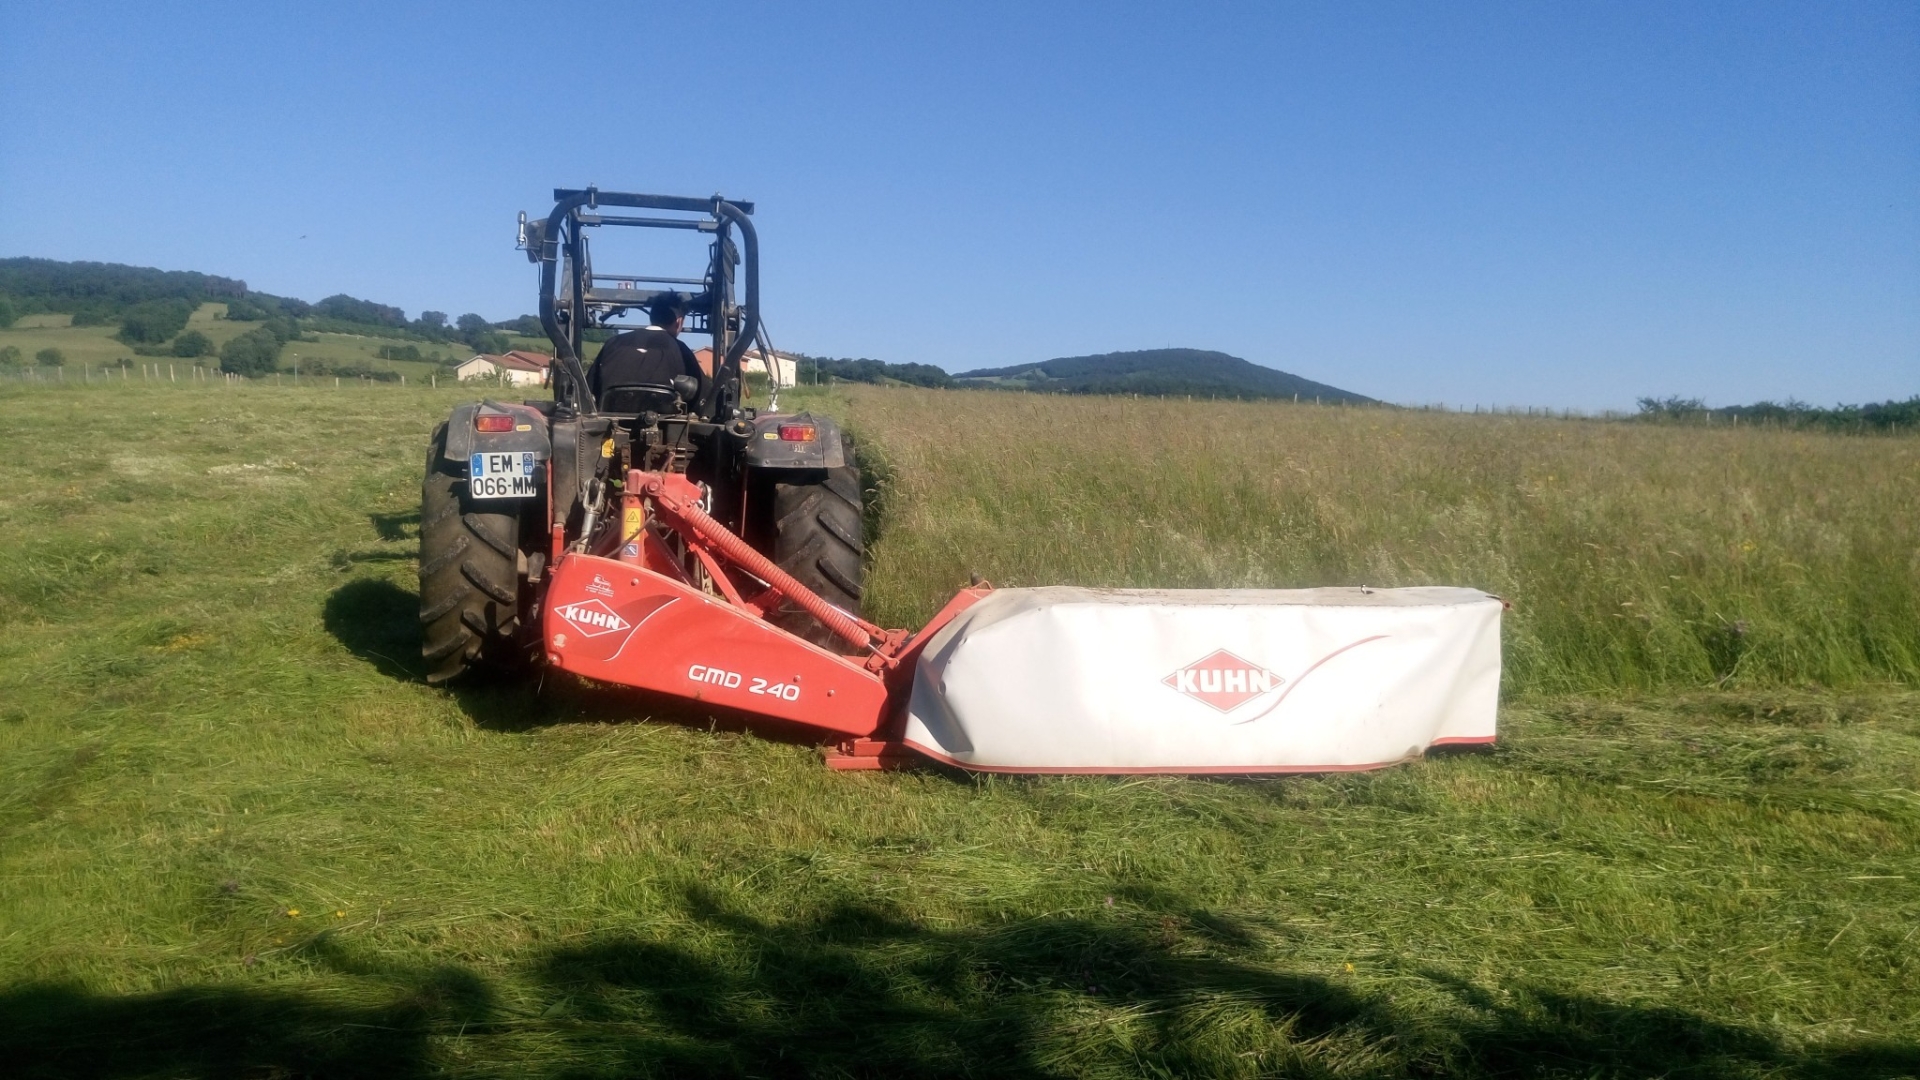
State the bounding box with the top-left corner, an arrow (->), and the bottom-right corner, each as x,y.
586,292 -> 710,408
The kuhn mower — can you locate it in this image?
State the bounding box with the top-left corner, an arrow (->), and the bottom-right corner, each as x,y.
420,188 -> 1504,773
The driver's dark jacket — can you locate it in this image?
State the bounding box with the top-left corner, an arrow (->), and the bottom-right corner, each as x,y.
586,327 -> 707,404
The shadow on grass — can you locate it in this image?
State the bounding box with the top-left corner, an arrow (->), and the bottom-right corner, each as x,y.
0,941 -> 495,1079
329,549 -> 415,569
0,982 -> 442,1079
324,577 -> 430,684
528,892 -> 1920,1079
6,895 -> 1915,1079
370,508 -> 420,542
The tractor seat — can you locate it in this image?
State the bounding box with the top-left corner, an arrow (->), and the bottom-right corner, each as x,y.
602,382 -> 695,417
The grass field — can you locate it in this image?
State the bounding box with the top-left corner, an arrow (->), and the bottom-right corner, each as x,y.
842,389 -> 1920,695
0,379 -> 1915,1078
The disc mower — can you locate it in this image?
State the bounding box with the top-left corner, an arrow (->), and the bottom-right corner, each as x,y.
420,188 -> 1505,774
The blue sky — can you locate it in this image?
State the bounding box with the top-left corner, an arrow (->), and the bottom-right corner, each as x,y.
3,1 -> 1914,409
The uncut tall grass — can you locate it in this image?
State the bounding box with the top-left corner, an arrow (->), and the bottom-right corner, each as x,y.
837,387 -> 1920,695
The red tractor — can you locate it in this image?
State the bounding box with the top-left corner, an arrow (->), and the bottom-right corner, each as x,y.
418,189 -> 981,767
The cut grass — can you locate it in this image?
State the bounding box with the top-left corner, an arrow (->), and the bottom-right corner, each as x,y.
0,380 -> 1915,1078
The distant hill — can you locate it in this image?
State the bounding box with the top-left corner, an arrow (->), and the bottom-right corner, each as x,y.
955,348 -> 1373,403
0,257 -> 536,353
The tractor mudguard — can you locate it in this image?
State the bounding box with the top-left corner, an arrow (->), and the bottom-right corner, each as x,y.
441,400 -> 554,469
744,411 -> 847,470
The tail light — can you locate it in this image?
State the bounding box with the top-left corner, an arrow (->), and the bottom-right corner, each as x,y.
475,414 -> 514,432
778,424 -> 817,442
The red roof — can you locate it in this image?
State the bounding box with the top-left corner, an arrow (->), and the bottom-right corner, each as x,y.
471,351 -> 551,372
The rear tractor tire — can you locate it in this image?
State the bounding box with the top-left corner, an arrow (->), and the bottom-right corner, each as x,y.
418,422 -> 523,683
770,435 -> 865,651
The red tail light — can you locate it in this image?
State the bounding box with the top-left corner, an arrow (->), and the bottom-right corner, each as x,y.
475,414 -> 514,432
778,424 -> 817,442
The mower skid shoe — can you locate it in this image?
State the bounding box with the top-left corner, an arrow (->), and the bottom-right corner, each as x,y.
543,554 -> 890,737
823,739 -> 920,771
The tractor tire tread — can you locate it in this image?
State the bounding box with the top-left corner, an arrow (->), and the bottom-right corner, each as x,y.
422,629 -> 474,663
422,499 -> 460,533
774,490 -> 863,554
418,584 -> 471,624
463,559 -> 517,605
815,552 -> 862,597
769,437 -> 864,651
417,533 -> 470,579
816,506 -> 862,552
464,513 -> 518,559
823,468 -> 862,506
418,422 -> 522,684
461,606 -> 517,638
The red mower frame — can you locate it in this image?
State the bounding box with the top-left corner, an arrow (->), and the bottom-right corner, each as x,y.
541,468 -> 987,769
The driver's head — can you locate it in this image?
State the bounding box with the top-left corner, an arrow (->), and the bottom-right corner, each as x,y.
648,293 -> 687,333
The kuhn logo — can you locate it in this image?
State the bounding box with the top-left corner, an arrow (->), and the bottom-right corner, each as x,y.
1163,649 -> 1284,713
553,598 -> 630,638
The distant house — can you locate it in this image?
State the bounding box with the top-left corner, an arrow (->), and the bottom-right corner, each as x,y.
455,350 -> 551,387
692,347 -> 799,389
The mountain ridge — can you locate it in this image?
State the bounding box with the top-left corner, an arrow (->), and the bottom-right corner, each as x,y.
955,348 -> 1372,403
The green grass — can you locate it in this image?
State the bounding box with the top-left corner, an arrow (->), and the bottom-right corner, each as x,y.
839,388 -> 1920,695
0,380 -> 1915,1078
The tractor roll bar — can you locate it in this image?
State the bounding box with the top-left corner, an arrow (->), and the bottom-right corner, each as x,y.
574,214 -> 718,231
708,199 -> 759,417
553,189 -> 755,216
535,188 -> 758,418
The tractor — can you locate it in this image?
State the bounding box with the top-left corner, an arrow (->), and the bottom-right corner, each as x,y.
419,188 -> 866,685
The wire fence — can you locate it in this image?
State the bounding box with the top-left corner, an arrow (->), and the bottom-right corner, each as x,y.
0,363 -> 1907,435
0,362 -> 488,391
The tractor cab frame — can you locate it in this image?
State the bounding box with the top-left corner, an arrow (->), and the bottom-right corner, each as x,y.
518,188 -> 762,422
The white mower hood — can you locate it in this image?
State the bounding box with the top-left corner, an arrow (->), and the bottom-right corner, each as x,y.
903,586 -> 1504,773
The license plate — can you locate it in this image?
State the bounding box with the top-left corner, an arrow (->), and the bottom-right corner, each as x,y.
469,452 -> 539,498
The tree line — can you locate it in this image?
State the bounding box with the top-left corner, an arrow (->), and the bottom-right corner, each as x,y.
0,258 -> 549,377
1635,395 -> 1920,433
787,354 -> 955,389
0,258 -> 245,327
